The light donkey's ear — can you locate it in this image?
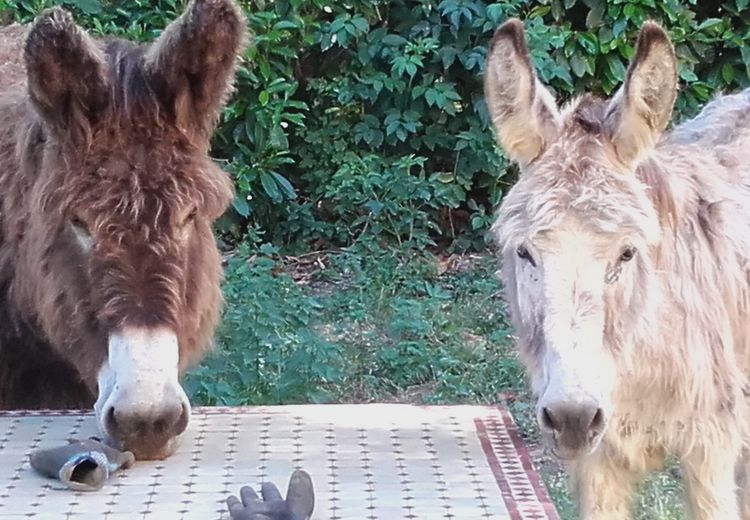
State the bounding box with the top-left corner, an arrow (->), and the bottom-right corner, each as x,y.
24,8 -> 110,140
605,22 -> 677,166
484,19 -> 560,167
145,0 -> 247,143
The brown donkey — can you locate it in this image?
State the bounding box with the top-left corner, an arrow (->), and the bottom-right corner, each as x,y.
0,0 -> 245,459
487,19 -> 750,519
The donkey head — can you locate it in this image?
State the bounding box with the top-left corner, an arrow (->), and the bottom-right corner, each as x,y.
22,0 -> 245,459
486,20 -> 676,459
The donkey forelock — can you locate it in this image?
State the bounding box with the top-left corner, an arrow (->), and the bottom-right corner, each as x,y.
493,95 -> 662,252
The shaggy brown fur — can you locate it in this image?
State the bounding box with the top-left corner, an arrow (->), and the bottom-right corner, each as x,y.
487,18 -> 750,520
0,1 -> 244,409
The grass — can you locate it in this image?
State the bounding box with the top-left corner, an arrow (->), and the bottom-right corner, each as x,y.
186,243 -> 686,520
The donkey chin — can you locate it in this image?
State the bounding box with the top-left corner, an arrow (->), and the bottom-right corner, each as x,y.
94,327 -> 191,460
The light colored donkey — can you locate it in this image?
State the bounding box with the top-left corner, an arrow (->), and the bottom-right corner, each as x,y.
486,19 -> 750,520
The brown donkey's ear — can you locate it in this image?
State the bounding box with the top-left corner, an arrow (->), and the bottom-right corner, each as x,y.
24,8 -> 109,141
144,0 -> 247,143
605,22 -> 677,166
484,19 -> 560,167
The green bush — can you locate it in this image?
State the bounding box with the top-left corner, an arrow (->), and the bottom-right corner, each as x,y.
4,0 -> 749,251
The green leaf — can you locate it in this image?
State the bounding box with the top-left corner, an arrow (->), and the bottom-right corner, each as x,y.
258,59 -> 271,79
679,66 -> 698,82
435,172 -> 454,183
570,54 -> 587,77
329,16 -> 348,33
697,18 -> 724,32
232,196 -> 251,217
721,63 -> 735,84
363,200 -> 384,215
606,53 -> 626,83
344,22 -> 358,36
528,5 -> 551,18
273,20 -> 298,31
260,172 -> 282,202
577,33 -> 599,54
613,18 -> 628,37
259,90 -> 270,106
585,1 -> 606,28
351,16 -> 369,33
382,34 -> 408,46
426,89 -> 442,107
271,172 -> 297,199
742,46 -> 750,79
71,0 -> 102,14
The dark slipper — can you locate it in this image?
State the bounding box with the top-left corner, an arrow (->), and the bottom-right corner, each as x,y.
29,437 -> 135,491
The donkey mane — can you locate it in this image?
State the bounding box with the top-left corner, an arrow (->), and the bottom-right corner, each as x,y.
567,94 -> 609,136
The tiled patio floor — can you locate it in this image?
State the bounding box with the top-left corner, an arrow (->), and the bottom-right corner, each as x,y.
0,405 -> 559,520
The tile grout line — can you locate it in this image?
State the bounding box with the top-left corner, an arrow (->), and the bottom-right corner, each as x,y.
0,417 -> 19,515
178,411 -> 209,520
292,415 -> 303,471
258,415 -> 271,484
390,427 -> 415,520
325,424 -> 340,520
217,413 -> 241,520
357,428 -> 377,520
420,421 -> 453,519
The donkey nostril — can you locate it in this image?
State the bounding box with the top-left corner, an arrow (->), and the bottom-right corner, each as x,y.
153,418 -> 168,436
173,403 -> 189,436
105,406 -> 118,433
541,407 -> 558,431
589,408 -> 605,431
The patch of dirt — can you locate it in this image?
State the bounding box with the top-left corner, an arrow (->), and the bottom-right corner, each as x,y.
283,250 -> 336,288
280,250 -> 491,293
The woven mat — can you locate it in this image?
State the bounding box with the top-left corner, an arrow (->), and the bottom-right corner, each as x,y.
0,404 -> 559,520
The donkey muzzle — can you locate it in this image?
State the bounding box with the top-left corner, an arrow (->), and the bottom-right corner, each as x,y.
538,398 -> 606,460
95,326 -> 190,460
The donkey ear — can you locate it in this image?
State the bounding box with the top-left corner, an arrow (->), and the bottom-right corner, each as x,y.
605,22 -> 677,165
484,19 -> 560,167
144,0 -> 246,142
24,8 -> 109,139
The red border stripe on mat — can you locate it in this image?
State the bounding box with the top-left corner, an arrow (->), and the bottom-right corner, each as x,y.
475,417 -> 522,520
475,410 -> 561,520
496,408 -> 560,520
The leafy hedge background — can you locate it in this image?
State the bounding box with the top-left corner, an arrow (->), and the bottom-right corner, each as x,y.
3,0 -> 747,254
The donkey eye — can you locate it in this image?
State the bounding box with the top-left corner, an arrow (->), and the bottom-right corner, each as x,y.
516,245 -> 537,267
70,217 -> 93,250
180,208 -> 197,228
620,246 -> 637,262
70,217 -> 90,235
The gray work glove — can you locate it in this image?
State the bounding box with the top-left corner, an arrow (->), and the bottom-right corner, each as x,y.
29,437 -> 135,491
227,470 -> 315,520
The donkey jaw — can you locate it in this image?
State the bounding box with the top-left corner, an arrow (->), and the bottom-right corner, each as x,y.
94,326 -> 191,460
